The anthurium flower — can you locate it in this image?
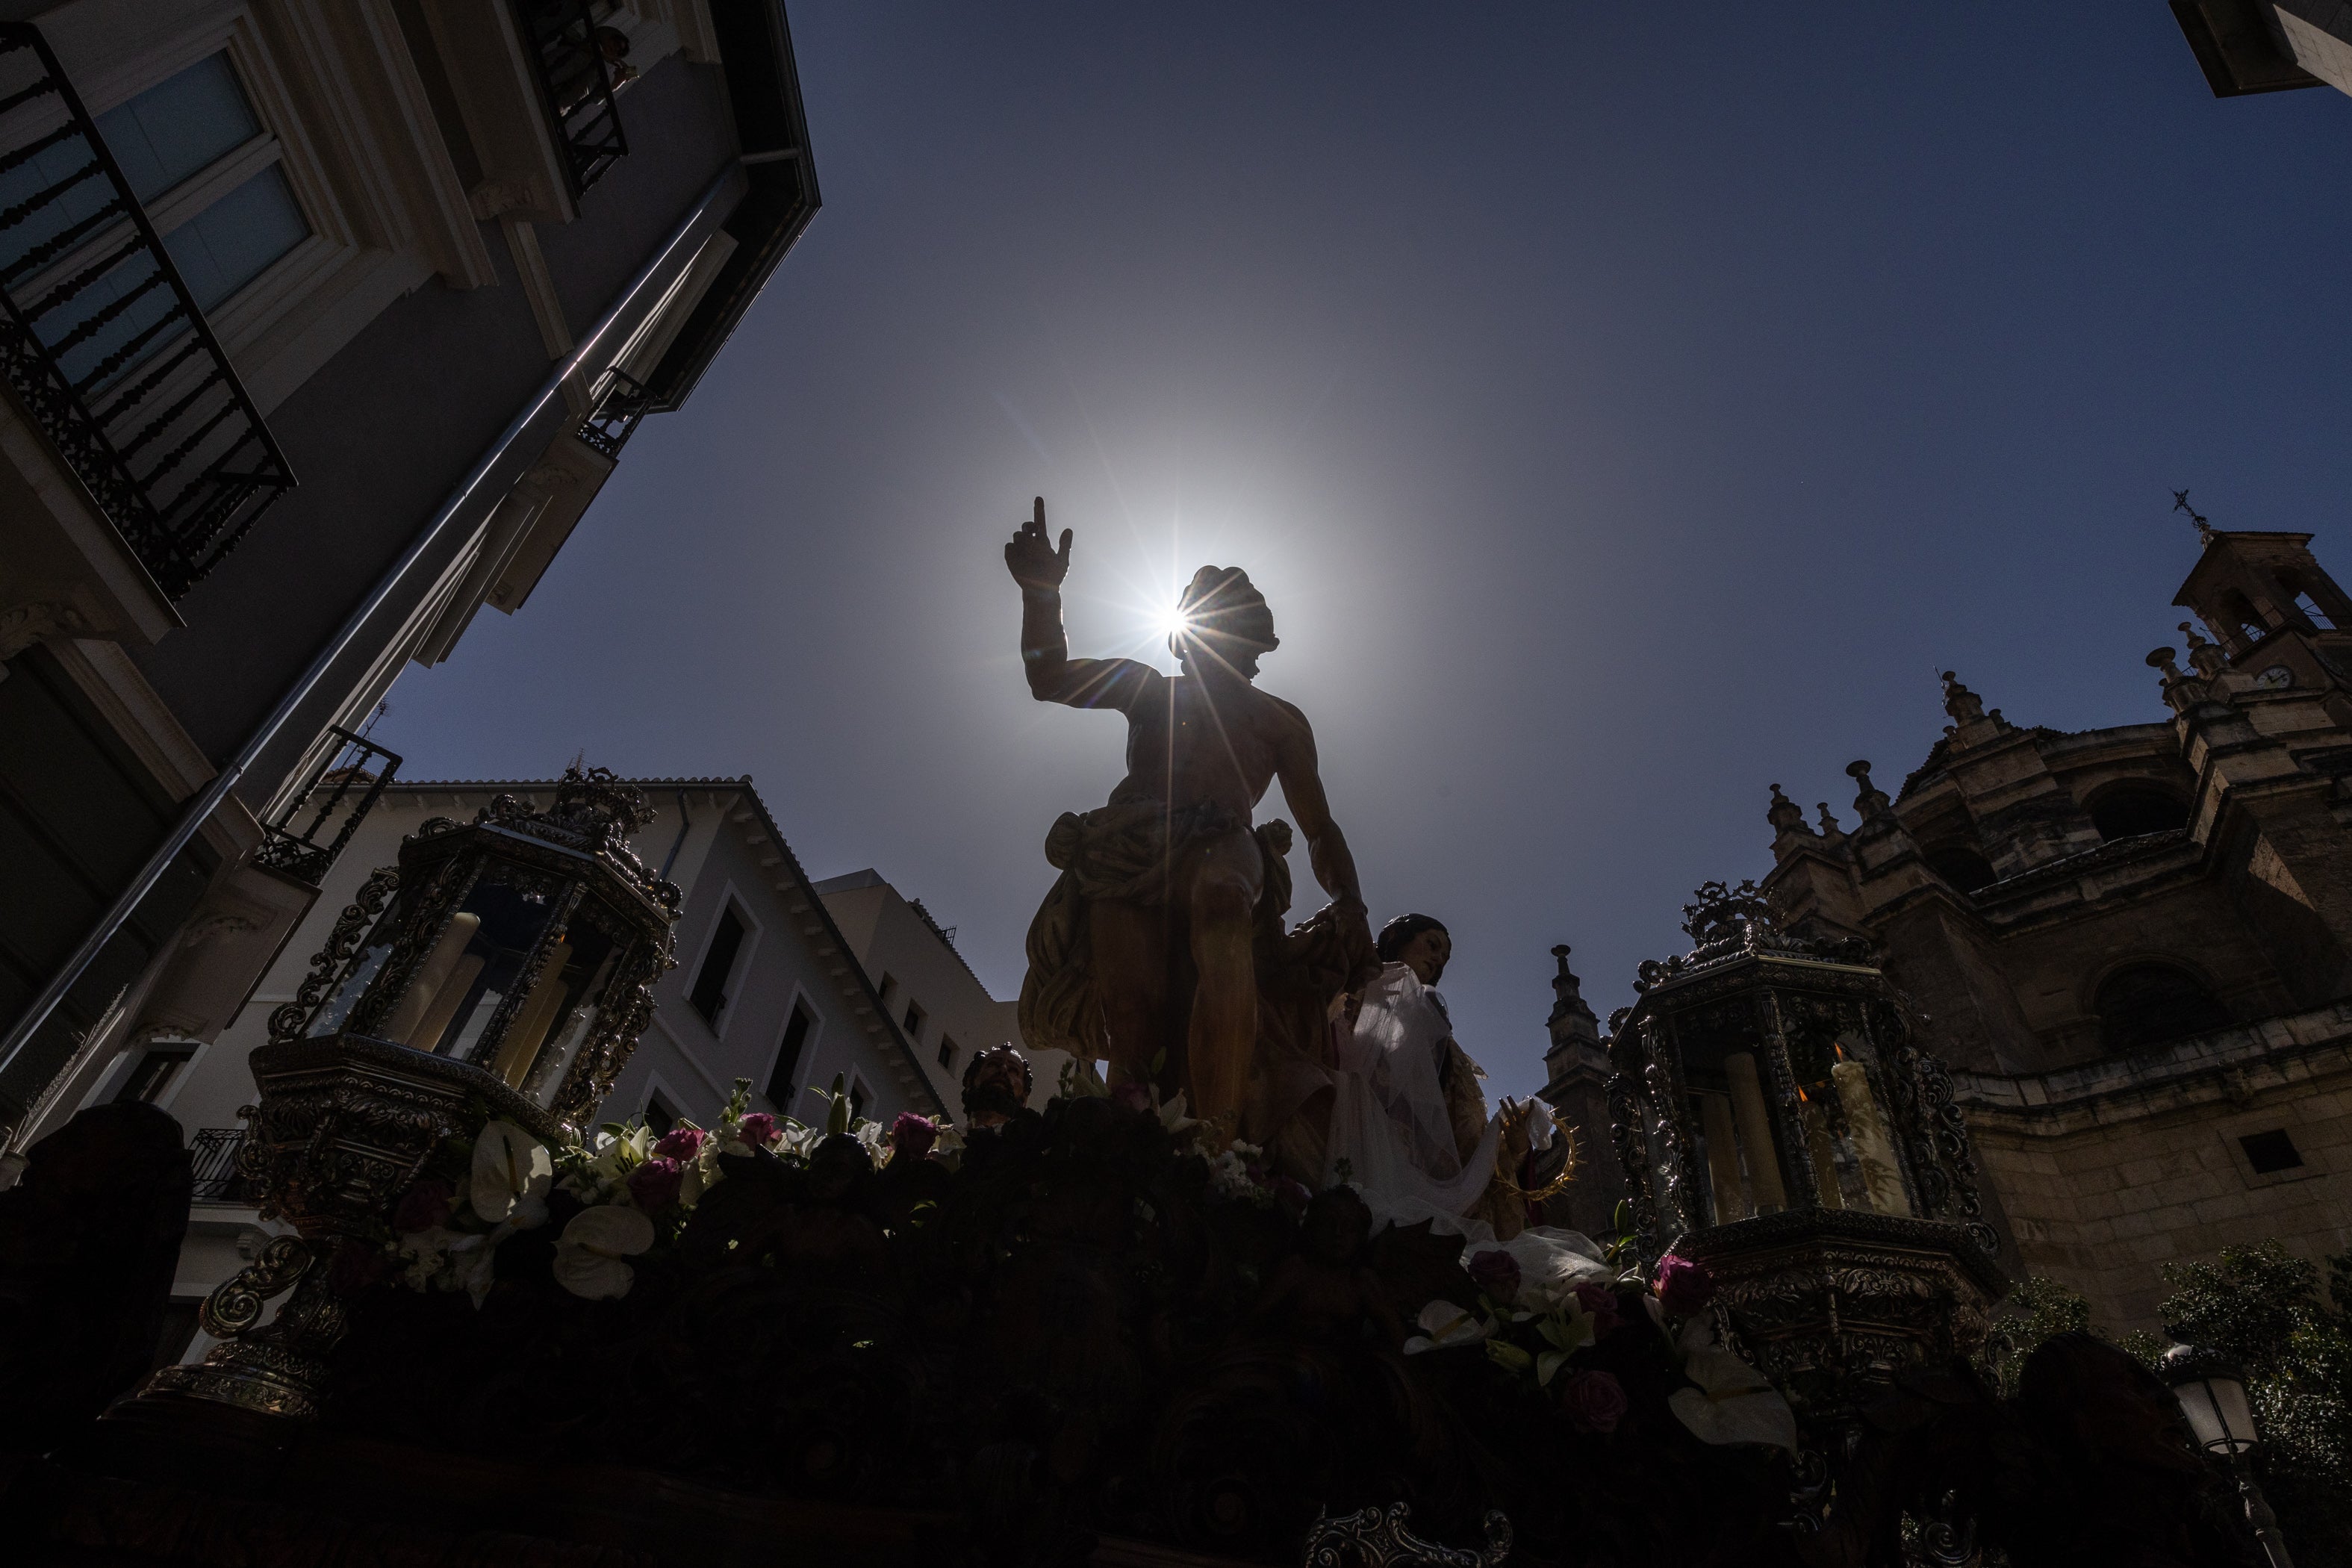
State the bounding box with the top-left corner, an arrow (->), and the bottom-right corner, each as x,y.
1402,1300 -> 1493,1354
471,1120 -> 553,1227
553,1204 -> 655,1299
1668,1346 -> 1799,1450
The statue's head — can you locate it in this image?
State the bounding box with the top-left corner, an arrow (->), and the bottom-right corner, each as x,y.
1378,913 -> 1452,985
1173,565 -> 1278,679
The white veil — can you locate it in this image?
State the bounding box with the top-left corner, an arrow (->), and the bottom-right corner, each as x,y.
1325,962 -> 1515,1238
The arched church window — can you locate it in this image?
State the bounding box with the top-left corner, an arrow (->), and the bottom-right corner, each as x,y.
1921,843 -> 1997,894
2094,962 -> 2230,1052
2086,784 -> 2188,842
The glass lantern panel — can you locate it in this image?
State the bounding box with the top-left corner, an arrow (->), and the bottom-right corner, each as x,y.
2177,1376 -> 2256,1454
487,910 -> 623,1096
305,895 -> 405,1039
383,870 -> 563,1062
1670,1006 -> 1788,1222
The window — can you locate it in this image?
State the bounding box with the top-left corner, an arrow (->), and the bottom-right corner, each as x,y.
847,1079 -> 868,1124
2239,1129 -> 2303,1175
1922,844 -> 1997,895
937,1035 -> 957,1071
2087,785 -> 2189,843
2294,594 -> 2334,630
644,1092 -> 678,1136
2091,781 -> 2191,839
766,1001 -> 813,1110
113,1047 -> 193,1104
903,1000 -> 925,1039
688,906 -> 747,1027
876,973 -> 896,1006
2094,962 -> 2230,1053
7,52 -> 312,385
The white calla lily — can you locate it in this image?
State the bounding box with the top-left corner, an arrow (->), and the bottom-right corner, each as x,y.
1402,1299 -> 1493,1354
471,1119 -> 553,1225
553,1204 -> 656,1300
1668,1346 -> 1800,1450
1462,1226 -> 1612,1313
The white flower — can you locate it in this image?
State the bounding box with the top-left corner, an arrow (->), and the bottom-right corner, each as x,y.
1402,1299 -> 1494,1354
553,1204 -> 656,1300
1156,1089 -> 1198,1134
444,1226 -> 511,1308
1464,1225 -> 1611,1312
393,1225 -> 460,1291
1668,1343 -> 1799,1450
471,1120 -> 553,1226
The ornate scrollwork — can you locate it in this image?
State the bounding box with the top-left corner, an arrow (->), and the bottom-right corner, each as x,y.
1301,1504 -> 1511,1568
267,865 -> 398,1045
1605,1068 -> 1660,1257
195,1233 -> 311,1338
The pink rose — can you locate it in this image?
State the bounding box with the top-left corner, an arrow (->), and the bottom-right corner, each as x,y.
391,1177 -> 455,1234
890,1113 -> 938,1159
1560,1369 -> 1628,1434
737,1113 -> 780,1148
1573,1282 -> 1625,1338
1652,1255 -> 1716,1316
628,1156 -> 684,1210
653,1126 -> 706,1161
1111,1082 -> 1154,1114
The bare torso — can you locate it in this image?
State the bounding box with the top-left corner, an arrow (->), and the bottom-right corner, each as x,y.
1098,670 -> 1300,818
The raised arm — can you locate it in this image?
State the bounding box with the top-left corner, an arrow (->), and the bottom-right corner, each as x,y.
1270,701 -> 1375,971
1006,497 -> 1155,710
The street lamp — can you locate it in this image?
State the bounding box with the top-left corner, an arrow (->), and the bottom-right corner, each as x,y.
2161,1342 -> 2295,1568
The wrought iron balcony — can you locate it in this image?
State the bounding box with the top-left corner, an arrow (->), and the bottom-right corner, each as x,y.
0,25 -> 295,600
189,1126 -> 251,1204
575,366 -> 651,458
513,0 -> 629,200
255,726 -> 402,888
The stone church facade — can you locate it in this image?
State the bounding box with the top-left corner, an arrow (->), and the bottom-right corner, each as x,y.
1543,523 -> 2352,1331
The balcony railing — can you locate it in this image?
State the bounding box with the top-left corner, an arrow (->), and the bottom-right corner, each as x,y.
255,725 -> 402,888
189,1127 -> 250,1204
0,25 -> 296,600
514,1 -> 629,199
575,366 -> 651,459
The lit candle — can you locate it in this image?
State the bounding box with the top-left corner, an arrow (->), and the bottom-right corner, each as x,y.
1832,1060 -> 1911,1216
1699,1091 -> 1749,1222
1723,1052 -> 1788,1213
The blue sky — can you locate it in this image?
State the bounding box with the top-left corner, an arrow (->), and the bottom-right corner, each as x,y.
375,4 -> 2352,1101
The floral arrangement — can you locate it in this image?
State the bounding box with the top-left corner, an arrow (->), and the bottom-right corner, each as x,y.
386,1075 -> 954,1304
1402,1206 -> 1796,1450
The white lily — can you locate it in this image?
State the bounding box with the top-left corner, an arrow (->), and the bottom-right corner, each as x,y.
553,1204 -> 656,1300
393,1225 -> 460,1291
471,1119 -> 553,1227
444,1225 -> 511,1308
1156,1089 -> 1198,1134
1668,1344 -> 1799,1450
1402,1298 -> 1494,1354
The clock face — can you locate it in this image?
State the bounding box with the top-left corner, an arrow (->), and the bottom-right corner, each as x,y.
2256,665 -> 2293,690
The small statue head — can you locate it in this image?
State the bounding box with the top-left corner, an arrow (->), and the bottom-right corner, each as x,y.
1298,1183 -> 1374,1265
1377,913 -> 1452,985
1174,565 -> 1278,679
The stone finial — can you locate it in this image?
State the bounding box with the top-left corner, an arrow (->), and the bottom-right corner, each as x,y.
2178,620 -> 2227,682
2146,646 -> 2184,683
1847,759 -> 1891,820
2146,644 -> 2207,715
1546,944 -> 1598,1036
1939,671 -> 1985,725
1816,802 -> 1844,839
1767,783 -> 1807,836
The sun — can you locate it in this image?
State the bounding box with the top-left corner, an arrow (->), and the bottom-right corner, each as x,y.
1153,603 -> 1192,641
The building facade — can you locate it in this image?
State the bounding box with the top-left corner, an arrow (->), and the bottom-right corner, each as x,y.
812,868 -> 1061,1112
1726,523 -> 2352,1329
134,774 -> 942,1366
0,0 -> 818,1162
2174,0 -> 2352,101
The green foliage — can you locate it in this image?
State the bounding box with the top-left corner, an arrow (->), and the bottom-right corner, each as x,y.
1980,1274 -> 2093,1399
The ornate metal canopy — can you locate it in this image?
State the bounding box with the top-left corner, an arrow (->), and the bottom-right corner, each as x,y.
1608,880 -> 2006,1426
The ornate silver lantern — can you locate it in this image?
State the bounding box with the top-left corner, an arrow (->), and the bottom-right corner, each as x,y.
1608,880 -> 2006,1425
141,766 -> 679,1419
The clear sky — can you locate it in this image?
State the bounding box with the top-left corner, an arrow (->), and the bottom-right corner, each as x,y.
373,4 -> 2352,1103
